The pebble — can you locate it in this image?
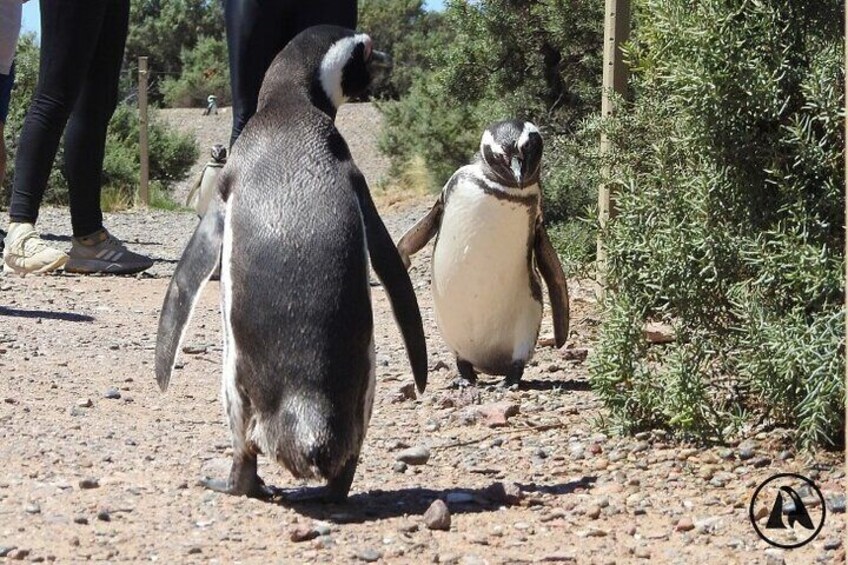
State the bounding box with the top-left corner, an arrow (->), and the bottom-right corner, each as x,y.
484,482 -> 523,505
356,548 -> 382,562
96,510 -> 111,522
738,440 -> 757,460
475,402 -> 520,427
824,539 -> 842,550
7,549 -> 29,560
423,500 -> 451,531
73,516 -> 88,525
76,398 -> 93,408
675,517 -> 694,532
103,387 -> 121,400
585,505 -> 601,520
540,552 -> 576,562
632,441 -> 649,452
751,456 -> 771,468
290,525 -> 320,542
313,522 -> 332,536
24,503 -> 40,514
0,547 -> 16,558
392,462 -> 407,473
827,494 -> 846,513
78,478 -> 100,489
396,445 -> 430,465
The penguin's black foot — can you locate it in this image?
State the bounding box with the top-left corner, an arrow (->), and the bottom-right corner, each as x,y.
284,457 -> 358,504
502,360 -> 526,389
201,454 -> 278,499
452,358 -> 477,388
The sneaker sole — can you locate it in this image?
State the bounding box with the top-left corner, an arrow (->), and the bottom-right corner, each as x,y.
3,254 -> 69,276
64,258 -> 154,275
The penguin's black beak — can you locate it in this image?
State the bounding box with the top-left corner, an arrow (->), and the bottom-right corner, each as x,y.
368,50 -> 393,77
511,155 -> 524,188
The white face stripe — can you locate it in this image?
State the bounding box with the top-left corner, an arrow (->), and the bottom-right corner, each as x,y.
319,33 -> 371,109
517,122 -> 540,149
480,130 -> 505,157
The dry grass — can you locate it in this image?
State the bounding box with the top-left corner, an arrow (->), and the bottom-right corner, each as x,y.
372,155 -> 435,211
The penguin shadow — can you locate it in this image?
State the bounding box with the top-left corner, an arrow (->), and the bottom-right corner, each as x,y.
517,378 -> 592,392
270,475 -> 596,523
0,306 -> 95,323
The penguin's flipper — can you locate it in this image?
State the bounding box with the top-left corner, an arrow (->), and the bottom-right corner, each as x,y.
534,220 -> 570,348
155,193 -> 226,391
353,173 -> 428,393
396,197 -> 443,270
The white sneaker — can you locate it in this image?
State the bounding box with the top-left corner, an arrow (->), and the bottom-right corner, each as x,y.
65,229 -> 153,275
3,222 -> 68,275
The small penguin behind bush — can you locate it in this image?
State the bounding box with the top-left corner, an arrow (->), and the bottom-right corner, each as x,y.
155,26 -> 427,502
398,120 -> 569,388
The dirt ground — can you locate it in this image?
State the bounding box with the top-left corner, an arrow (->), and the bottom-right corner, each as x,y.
0,105 -> 844,564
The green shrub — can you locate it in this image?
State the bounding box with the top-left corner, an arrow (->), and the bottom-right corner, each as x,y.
589,0 -> 844,449
161,36 -> 230,108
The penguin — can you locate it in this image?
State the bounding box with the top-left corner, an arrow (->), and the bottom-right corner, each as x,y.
397,120 -> 569,388
155,26 -> 427,502
185,144 -> 227,217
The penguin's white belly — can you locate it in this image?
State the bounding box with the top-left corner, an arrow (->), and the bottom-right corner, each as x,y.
432,186 -> 542,374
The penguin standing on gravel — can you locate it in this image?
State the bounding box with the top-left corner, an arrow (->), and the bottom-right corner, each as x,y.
155,26 -> 427,502
398,120 -> 568,388
186,144 -> 227,217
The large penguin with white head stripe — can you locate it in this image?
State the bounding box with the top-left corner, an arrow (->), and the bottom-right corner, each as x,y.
398,120 -> 568,388
155,26 -> 427,502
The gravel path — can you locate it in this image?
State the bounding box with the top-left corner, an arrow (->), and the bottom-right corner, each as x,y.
0,105 -> 843,563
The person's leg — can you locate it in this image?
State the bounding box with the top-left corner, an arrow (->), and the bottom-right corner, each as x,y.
7,0 -> 108,227
294,0 -> 357,31
0,62 -> 12,190
224,0 -> 288,148
63,0 -> 129,239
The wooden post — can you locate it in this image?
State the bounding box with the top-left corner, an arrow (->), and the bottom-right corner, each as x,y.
138,57 -> 150,206
597,0 -> 631,297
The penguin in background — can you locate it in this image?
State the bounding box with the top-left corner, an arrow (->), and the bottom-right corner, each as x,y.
186,144 -> 227,218
155,26 -> 427,502
398,120 -> 569,388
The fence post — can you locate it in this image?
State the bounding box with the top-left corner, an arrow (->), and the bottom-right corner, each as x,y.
138,57 -> 150,206
597,0 -> 631,298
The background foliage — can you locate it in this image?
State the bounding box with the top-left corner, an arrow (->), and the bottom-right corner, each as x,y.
377,0 -> 604,266
588,0 -> 845,449
2,34 -> 197,210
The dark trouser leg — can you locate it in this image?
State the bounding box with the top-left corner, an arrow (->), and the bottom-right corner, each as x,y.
224,0 -> 287,148
294,0 -> 357,29
8,0 -> 109,226
63,0 -> 129,238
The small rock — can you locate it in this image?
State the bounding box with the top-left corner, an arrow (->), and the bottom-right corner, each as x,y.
644,322 -> 674,344
182,345 -> 207,354
0,547 -> 16,558
738,440 -> 757,460
632,441 -> 649,453
751,456 -> 771,468
78,478 -> 99,490
8,549 -> 30,561
392,462 -> 407,473
24,503 -> 40,514
290,525 -> 320,542
96,510 -> 110,522
484,482 -> 523,506
76,398 -> 93,408
577,527 -> 607,538
187,547 -> 202,555
541,552 -> 576,562
356,548 -> 382,562
396,445 -> 430,466
777,450 -> 793,461
392,382 -> 416,403
827,494 -> 846,513
103,387 -> 121,400
423,500 -> 451,531
675,517 -> 694,532
824,539 -> 842,551
695,517 -> 720,534
313,522 -> 332,536
73,516 -> 88,525
475,402 -> 520,428
585,505 -> 601,520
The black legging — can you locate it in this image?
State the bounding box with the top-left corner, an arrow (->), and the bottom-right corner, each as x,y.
9,0 -> 128,238
225,0 -> 357,148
